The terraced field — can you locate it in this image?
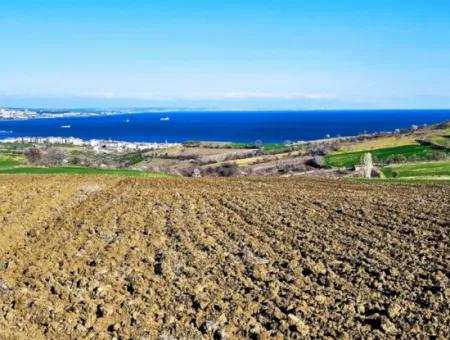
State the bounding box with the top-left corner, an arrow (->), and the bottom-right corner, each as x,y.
325,144 -> 449,168
0,176 -> 449,338
0,166 -> 172,177
381,161 -> 450,179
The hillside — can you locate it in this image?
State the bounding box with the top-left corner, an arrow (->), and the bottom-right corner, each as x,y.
0,176 -> 449,338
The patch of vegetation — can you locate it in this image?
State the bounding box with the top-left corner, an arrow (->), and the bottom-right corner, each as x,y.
0,142 -> 33,151
0,166 -> 174,177
182,141 -> 201,147
229,143 -> 290,153
114,152 -> 144,166
428,135 -> 450,148
0,153 -> 27,168
337,135 -> 417,152
325,144 -> 449,168
381,161 -> 450,178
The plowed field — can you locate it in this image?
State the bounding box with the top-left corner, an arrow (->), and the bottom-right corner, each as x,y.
0,176 -> 449,339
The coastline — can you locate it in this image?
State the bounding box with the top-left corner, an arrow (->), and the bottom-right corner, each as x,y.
0,109 -> 449,144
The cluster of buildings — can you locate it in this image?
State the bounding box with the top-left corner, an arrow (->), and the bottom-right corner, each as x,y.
0,108 -> 38,120
88,139 -> 179,152
0,136 -> 179,152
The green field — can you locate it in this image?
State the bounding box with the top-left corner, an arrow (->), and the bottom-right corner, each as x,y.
0,153 -> 27,168
0,142 -> 33,151
0,151 -> 172,177
229,143 -> 289,153
381,161 -> 450,178
0,166 -> 174,177
325,144 -> 449,168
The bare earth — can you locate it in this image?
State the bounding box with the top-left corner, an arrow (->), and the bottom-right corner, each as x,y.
0,176 -> 449,339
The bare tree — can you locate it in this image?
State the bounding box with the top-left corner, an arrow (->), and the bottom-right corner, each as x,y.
363,152 -> 373,178
24,146 -> 42,164
42,148 -> 67,166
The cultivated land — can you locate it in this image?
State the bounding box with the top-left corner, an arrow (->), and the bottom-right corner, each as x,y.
0,121 -> 449,182
381,161 -> 450,179
325,144 -> 450,168
0,166 -> 172,177
0,176 -> 449,338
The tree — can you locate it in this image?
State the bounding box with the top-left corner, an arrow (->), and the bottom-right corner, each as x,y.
363,152 -> 373,178
42,148 -> 67,166
25,146 -> 42,164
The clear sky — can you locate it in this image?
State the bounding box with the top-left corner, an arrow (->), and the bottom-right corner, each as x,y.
1,0 -> 450,109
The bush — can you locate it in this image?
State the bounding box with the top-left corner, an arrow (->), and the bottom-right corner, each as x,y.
306,156 -> 326,168
310,145 -> 327,156
217,163 -> 240,177
387,154 -> 407,164
182,141 -> 201,147
70,156 -> 82,165
429,151 -> 447,161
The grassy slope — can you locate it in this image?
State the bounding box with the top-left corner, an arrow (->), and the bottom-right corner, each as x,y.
0,166 -> 173,177
381,160 -> 450,178
429,135 -> 450,148
325,144 -> 448,168
337,126 -> 450,152
0,152 -> 172,177
337,135 -> 417,152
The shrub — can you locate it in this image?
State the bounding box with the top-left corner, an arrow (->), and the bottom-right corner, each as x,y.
306,156 -> 325,168
387,154 -> 406,164
217,163 -> 240,177
183,141 -> 201,147
429,151 -> 447,161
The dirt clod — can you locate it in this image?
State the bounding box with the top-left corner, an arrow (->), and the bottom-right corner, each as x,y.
0,175 -> 449,338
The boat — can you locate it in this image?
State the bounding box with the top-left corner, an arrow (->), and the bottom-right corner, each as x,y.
60,125 -> 71,129
160,117 -> 170,121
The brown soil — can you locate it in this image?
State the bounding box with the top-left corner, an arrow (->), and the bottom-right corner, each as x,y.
0,176 -> 449,339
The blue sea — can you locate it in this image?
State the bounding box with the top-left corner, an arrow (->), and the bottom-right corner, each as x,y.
0,110 -> 449,143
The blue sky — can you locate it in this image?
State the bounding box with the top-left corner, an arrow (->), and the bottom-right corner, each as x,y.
1,0 -> 450,109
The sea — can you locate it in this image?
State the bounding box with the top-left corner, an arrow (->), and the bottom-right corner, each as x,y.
0,110 -> 449,143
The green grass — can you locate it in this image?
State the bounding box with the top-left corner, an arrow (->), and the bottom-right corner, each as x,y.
429,135 -> 450,148
0,166 -> 174,177
0,153 -> 27,168
325,144 -> 449,168
0,142 -> 33,151
114,152 -> 145,165
229,143 -> 289,153
381,160 -> 450,178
